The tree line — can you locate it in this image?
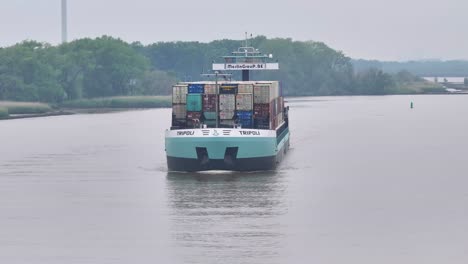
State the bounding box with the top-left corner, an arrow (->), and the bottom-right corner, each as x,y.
353,59 -> 468,77
0,36 -> 439,103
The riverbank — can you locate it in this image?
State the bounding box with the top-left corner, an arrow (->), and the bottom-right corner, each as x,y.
0,102 -> 54,120
2,92 -> 466,121
0,96 -> 171,120
60,96 -> 171,109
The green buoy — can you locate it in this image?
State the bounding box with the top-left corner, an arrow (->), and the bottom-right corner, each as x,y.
410,101 -> 414,109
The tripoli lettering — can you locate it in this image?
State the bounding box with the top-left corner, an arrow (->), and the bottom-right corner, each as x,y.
239,131 -> 260,136
177,131 -> 194,136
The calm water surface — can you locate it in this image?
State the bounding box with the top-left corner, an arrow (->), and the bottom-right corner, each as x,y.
1,95 -> 467,263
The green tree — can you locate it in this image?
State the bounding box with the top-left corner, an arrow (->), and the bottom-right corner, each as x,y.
75,36 -> 149,98
354,68 -> 395,95
57,36 -> 150,99
140,70 -> 178,95
0,41 -> 64,102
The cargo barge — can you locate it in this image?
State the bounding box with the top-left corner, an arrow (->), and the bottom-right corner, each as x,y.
165,43 -> 290,171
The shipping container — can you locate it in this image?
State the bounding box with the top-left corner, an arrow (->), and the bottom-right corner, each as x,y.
236,111 -> 253,128
220,119 -> 235,127
187,111 -> 202,120
219,84 -> 238,94
257,81 -> 280,99
219,94 -> 235,111
254,118 -> 270,130
253,103 -> 270,117
253,84 -> 270,104
188,83 -> 205,94
204,84 -> 217,94
236,110 -> 253,120
235,93 -> 253,111
238,83 -> 253,93
278,97 -> 284,114
239,119 -> 253,128
220,111 -> 235,120
271,118 -> 278,130
186,111 -> 202,128
253,81 -> 280,103
202,94 -> 217,111
203,112 -> 217,120
203,120 -> 216,127
172,85 -> 188,104
277,112 -> 284,125
172,104 -> 186,119
186,94 -> 202,111
172,118 -> 186,128
186,120 -> 201,128
271,98 -> 278,117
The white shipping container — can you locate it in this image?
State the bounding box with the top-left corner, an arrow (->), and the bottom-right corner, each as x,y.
253,85 -> 270,104
204,84 -> 217,94
238,83 -> 253,94
256,81 -> 279,101
172,85 -> 188,104
172,104 -> 186,119
236,93 -> 253,110
220,111 -> 235,120
219,94 -> 236,111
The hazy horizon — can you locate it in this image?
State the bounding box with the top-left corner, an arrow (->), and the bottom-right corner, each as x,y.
1,0 -> 467,61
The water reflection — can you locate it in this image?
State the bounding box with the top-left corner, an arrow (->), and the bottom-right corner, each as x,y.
166,171 -> 287,264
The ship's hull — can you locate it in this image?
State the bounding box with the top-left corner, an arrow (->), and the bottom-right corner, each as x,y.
165,125 -> 290,172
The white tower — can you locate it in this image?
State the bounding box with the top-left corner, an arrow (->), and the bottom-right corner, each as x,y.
61,0 -> 68,43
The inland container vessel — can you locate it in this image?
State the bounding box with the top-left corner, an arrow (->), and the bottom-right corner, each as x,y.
165,43 -> 290,171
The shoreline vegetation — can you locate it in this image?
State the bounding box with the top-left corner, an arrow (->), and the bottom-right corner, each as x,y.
2,92 -> 467,121
0,101 -> 54,120
0,96 -> 171,120
60,96 -> 171,109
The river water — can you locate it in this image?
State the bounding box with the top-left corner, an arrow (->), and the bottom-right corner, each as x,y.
0,95 -> 467,264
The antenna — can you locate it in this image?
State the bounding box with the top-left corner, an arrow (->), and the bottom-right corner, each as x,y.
244,32 -> 248,47
61,0 -> 68,43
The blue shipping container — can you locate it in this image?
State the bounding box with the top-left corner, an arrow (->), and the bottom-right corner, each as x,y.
236,111 -> 253,120
188,84 -> 205,94
239,119 -> 253,128
186,94 -> 203,111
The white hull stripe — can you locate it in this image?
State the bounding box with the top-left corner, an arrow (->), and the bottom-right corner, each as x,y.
165,128 -> 277,138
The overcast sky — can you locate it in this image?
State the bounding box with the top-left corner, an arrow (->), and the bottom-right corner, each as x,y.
1,0 -> 467,61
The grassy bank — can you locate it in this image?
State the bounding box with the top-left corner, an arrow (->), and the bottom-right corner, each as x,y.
60,96 -> 171,109
0,107 -> 8,119
0,101 -> 52,115
386,81 -> 446,95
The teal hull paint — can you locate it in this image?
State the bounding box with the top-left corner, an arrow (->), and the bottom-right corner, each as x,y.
165,136 -> 277,159
276,129 -> 290,153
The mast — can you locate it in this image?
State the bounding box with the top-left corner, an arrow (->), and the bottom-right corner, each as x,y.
242,33 -> 250,81
61,0 -> 68,43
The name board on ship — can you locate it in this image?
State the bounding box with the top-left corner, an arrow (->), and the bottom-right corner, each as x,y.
213,63 -> 279,71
